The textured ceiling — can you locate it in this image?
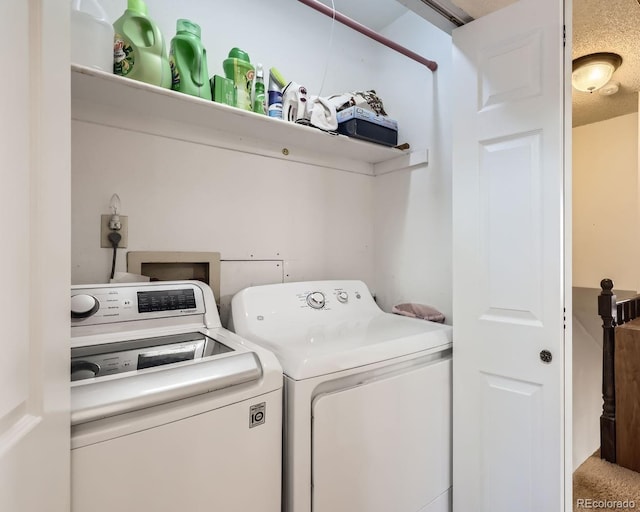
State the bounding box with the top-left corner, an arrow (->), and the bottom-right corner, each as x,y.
572,0 -> 640,127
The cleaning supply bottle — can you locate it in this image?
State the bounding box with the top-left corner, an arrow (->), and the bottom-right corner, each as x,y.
112,0 -> 171,88
223,48 -> 255,111
70,0 -> 114,71
252,64 -> 266,115
267,67 -> 286,119
169,19 -> 211,100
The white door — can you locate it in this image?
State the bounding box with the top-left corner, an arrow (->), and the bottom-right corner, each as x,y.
0,1 -> 70,511
452,0 -> 567,510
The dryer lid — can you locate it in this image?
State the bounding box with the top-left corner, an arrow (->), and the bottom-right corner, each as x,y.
238,312 -> 452,380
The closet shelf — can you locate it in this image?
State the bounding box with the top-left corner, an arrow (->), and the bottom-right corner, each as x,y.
70,64 -> 418,175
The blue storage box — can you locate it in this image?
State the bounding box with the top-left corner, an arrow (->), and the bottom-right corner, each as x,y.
336,106 -> 398,147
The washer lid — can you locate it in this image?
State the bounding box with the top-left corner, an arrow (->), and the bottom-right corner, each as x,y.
240,312 -> 452,380
70,349 -> 262,425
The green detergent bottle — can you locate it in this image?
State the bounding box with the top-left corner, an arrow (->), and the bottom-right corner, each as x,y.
113,0 -> 171,88
169,19 -> 211,100
223,48 -> 255,111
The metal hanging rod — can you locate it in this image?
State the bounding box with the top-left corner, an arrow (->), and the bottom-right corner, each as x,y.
297,0 -> 438,71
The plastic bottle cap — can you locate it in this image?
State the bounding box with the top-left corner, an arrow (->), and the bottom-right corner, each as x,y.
127,0 -> 148,15
269,67 -> 287,89
71,0 -> 109,21
228,47 -> 251,63
176,19 -> 201,38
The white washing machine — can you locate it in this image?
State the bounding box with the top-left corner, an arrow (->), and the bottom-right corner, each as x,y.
70,281 -> 282,512
230,280 -> 453,512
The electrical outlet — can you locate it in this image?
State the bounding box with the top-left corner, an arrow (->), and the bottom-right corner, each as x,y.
100,214 -> 128,248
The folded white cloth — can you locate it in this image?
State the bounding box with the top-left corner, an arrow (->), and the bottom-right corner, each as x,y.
308,96 -> 337,131
109,272 -> 151,283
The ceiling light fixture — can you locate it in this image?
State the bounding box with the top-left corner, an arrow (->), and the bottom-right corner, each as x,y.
572,52 -> 622,93
598,81 -> 620,96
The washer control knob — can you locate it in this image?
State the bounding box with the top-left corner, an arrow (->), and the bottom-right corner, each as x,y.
306,292 -> 326,309
71,294 -> 99,318
70,361 -> 101,381
337,291 -> 349,303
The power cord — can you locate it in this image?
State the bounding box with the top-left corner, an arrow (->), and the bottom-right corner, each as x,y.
316,0 -> 336,100
108,231 -> 121,280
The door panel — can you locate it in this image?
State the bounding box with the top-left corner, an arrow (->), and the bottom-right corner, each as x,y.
479,31 -> 543,108
452,0 -> 566,510
481,373 -> 543,511
0,1 -> 70,510
480,131 -> 543,325
0,0 -> 30,430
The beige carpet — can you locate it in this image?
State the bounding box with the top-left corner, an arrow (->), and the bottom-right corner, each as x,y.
574,452 -> 640,510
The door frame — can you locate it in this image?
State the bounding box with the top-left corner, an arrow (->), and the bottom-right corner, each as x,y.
563,0 -> 574,510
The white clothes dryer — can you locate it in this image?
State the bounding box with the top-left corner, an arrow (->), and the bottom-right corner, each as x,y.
70,281 -> 282,512
230,280 -> 453,512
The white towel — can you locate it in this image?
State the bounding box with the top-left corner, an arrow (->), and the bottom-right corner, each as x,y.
308,96 -> 337,131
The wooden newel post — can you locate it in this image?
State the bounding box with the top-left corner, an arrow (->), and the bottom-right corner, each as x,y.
598,278 -> 617,463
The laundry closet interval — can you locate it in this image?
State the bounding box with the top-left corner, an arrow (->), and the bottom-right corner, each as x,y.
69,2 -> 454,511
71,0 -> 453,323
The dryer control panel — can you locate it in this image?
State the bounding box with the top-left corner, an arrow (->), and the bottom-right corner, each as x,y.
306,291 -> 326,309
297,285 -> 365,312
231,280 -> 380,336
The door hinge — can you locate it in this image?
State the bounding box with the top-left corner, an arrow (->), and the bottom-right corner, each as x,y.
563,25 -> 566,47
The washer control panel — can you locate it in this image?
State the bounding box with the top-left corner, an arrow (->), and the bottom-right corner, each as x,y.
71,294 -> 100,318
71,282 -> 206,326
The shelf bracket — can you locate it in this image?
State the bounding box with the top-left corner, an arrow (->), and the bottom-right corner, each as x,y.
374,149 -> 429,175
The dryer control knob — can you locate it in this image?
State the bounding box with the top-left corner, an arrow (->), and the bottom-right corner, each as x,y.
337,291 -> 349,303
307,292 -> 326,309
71,294 -> 99,318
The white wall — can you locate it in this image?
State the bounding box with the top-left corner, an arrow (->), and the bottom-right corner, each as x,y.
571,288 -> 604,470
572,112 -> 639,290
71,0 -> 454,319
373,12 -> 453,322
572,111 -> 639,469
72,123 -> 375,284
